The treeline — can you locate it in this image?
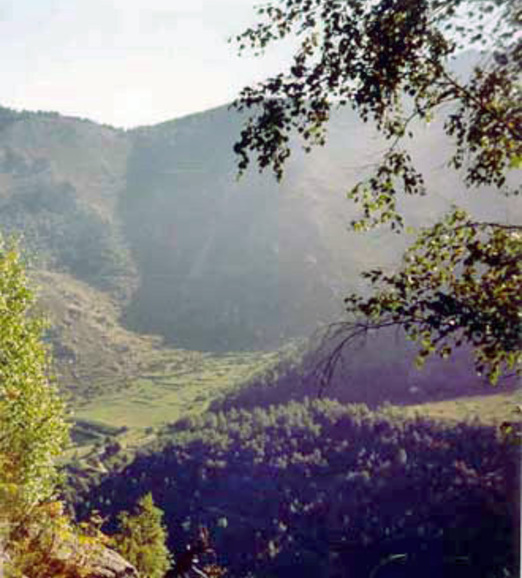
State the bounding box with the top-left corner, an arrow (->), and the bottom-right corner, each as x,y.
0,105 -> 118,131
71,398 -> 520,578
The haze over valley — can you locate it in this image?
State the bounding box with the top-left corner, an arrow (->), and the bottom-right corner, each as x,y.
1,0 -> 520,574
0,95 -> 519,577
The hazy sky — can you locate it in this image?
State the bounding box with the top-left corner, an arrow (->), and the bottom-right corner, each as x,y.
1,0 -> 289,127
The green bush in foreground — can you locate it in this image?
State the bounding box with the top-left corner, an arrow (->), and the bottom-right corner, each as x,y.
0,236 -> 69,514
112,492 -> 171,578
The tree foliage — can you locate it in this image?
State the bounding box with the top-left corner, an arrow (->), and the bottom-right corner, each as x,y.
75,399 -> 519,578
112,493 -> 171,578
0,239 -> 119,577
343,211 -> 521,383
232,0 -> 521,382
0,236 -> 69,512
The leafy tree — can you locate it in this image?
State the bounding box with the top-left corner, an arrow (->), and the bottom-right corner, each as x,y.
232,0 -> 521,383
0,236 -> 69,514
112,493 -> 171,578
0,238 -> 119,577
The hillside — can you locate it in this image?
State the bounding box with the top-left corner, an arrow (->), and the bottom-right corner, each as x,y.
2,103 -> 517,357
0,104 -> 357,355
71,399 -> 520,578
35,268 -> 280,437
121,109 -> 349,351
0,109 -> 134,298
0,101 -> 519,435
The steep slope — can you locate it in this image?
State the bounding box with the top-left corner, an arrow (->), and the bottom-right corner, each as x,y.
0,105 -> 382,354
120,107 -> 356,351
1,104 -> 518,356
0,108 -> 136,298
120,104 -> 519,351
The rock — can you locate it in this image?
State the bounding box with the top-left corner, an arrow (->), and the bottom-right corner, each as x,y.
2,530 -> 138,578
84,545 -> 139,577
47,540 -> 139,577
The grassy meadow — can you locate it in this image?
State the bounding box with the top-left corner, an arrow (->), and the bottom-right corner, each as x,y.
73,349 -> 280,429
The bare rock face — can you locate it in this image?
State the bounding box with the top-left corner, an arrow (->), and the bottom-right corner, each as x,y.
84,544 -> 139,578
1,539 -> 138,578
51,542 -> 140,578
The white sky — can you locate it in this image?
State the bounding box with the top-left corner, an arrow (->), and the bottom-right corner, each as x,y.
0,0 -> 289,127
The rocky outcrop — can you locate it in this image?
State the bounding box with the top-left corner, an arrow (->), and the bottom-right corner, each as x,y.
46,541 -> 139,578
84,544 -> 139,578
1,536 -> 138,578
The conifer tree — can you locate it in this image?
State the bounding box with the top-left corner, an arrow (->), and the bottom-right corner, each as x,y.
112,493 -> 171,578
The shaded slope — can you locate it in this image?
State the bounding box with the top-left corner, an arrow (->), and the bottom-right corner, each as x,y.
212,328 -> 512,414
121,107 -> 352,351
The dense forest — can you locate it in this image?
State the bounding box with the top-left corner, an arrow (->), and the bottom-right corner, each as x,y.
71,399 -> 520,578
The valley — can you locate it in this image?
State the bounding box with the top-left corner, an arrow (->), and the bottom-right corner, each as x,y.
1,100 -> 519,453
0,100 -> 519,577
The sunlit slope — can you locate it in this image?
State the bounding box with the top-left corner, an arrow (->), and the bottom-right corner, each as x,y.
35,269 -> 162,403
37,269 -> 280,428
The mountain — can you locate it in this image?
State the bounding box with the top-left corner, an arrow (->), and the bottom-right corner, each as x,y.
0,105 -> 353,353
120,107 -> 350,351
2,103 -> 516,353
0,99 -> 519,418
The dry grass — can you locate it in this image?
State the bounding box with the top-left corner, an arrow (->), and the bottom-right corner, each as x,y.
401,389 -> 522,425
